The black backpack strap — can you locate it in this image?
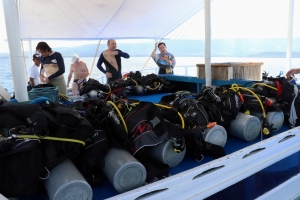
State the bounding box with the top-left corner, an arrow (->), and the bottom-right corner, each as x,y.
47,152 -> 74,171
201,140 -> 226,159
185,134 -> 204,162
28,112 -> 48,136
139,156 -> 170,183
28,114 -> 59,168
42,140 -> 57,164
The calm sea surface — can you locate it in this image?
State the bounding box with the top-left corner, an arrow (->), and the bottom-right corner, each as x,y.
0,56 -> 300,94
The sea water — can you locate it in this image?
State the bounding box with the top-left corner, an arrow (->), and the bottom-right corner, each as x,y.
0,57 -> 299,95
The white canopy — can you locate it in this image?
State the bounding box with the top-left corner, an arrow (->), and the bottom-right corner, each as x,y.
18,0 -> 206,40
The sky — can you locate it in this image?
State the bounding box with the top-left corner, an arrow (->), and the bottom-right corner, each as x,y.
0,0 -> 299,53
167,0 -> 300,40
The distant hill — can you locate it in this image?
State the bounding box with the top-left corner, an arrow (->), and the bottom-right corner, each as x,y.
1,38 -> 299,58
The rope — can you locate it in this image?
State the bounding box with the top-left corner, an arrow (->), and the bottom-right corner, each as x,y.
88,39 -> 101,79
141,39 -> 163,70
141,54 -> 153,70
141,18 -> 191,71
142,17 -> 193,70
175,13 -> 198,41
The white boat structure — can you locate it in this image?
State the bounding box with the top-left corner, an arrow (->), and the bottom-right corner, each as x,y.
1,0 -> 300,199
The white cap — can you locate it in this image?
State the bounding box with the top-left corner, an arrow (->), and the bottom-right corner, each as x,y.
71,54 -> 79,63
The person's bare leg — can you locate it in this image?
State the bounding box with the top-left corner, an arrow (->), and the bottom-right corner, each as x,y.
72,82 -> 78,96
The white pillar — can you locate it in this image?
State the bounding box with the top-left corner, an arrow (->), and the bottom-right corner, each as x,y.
285,0 -> 294,73
204,0 -> 212,86
2,0 -> 28,101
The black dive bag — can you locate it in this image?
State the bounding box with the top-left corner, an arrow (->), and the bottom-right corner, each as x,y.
0,137 -> 43,197
0,101 -> 94,197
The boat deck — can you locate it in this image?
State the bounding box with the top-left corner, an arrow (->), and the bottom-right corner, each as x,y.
18,91 -> 295,200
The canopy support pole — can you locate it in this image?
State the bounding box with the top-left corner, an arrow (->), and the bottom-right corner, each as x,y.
204,0 -> 212,87
285,0 -> 294,74
2,0 -> 28,101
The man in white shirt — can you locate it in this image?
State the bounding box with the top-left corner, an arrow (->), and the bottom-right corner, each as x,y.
29,53 -> 41,87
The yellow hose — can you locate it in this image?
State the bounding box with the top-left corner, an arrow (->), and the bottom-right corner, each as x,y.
103,84 -> 111,95
149,82 -> 161,90
155,104 -> 185,129
59,93 -> 71,101
230,84 -> 270,135
107,101 -> 128,134
130,102 -> 185,129
17,135 -> 85,146
251,83 -> 278,91
128,77 -> 138,87
230,84 -> 266,118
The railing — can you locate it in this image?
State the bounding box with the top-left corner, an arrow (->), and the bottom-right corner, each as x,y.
96,65 -> 197,84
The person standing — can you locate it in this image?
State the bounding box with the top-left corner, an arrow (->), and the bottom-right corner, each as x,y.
96,39 -> 130,83
151,42 -> 176,74
67,54 -> 89,96
28,53 -> 41,87
36,41 -> 67,95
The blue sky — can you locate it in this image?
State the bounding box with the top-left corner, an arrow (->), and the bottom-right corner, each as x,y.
1,0 -> 299,52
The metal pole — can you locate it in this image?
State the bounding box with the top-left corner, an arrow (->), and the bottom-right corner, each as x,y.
204,0 -> 212,87
285,0 -> 294,73
2,0 -> 28,101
